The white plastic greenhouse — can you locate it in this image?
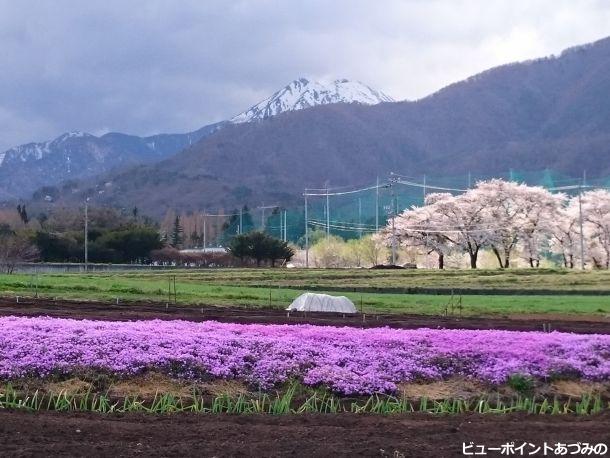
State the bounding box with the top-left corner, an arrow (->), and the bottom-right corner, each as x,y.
286,293 -> 357,314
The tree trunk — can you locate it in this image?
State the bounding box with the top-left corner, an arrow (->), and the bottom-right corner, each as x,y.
438,253 -> 444,270
469,251 -> 478,269
492,247 -> 504,269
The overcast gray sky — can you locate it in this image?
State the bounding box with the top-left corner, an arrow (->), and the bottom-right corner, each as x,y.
1,0 -> 609,151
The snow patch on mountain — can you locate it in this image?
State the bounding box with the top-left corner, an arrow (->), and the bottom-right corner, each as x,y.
0,78 -> 390,172
0,131 -> 97,165
231,78 -> 394,123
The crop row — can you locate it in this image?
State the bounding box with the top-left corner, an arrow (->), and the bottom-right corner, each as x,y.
1,383 -> 606,416
0,316 -> 609,394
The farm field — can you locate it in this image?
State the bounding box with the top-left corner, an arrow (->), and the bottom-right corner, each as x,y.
4,316 -> 609,391
1,269 -> 609,455
2,297 -> 610,334
11,267 -> 610,291
2,410 -> 609,457
2,268 -> 610,318
1,315 -> 609,409
0,314 -> 609,455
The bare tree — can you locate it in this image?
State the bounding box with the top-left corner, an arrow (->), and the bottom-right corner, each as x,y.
0,232 -> 39,274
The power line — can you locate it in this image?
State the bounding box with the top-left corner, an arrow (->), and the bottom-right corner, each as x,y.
305,181 -> 386,192
309,218 -> 378,228
304,183 -> 389,197
309,221 -> 378,233
199,211 -> 242,217
391,175 -> 469,193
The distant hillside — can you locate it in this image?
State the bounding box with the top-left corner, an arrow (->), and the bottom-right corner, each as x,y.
0,123 -> 224,200
0,78 -> 389,201
34,36 -> 610,217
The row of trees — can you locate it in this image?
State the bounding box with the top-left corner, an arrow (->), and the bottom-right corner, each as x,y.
305,231 -> 388,268
160,206 -> 304,249
0,204 -> 297,271
34,226 -> 163,263
227,231 -> 294,266
160,207 -> 256,249
382,179 -> 610,269
0,206 -> 164,270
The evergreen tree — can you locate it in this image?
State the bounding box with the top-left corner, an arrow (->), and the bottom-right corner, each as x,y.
170,216 -> 184,248
221,209 -> 240,234
241,205 -> 255,233
190,230 -> 202,247
220,205 -> 255,244
227,231 -> 294,267
16,204 -> 29,225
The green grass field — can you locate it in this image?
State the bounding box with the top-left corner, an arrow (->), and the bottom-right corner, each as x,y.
56,267 -> 610,291
2,268 -> 610,317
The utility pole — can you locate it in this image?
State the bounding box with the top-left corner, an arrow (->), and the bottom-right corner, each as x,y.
375,176 -> 379,232
261,205 -> 266,230
239,208 -> 243,235
358,197 -> 362,238
468,171 -> 471,189
258,204 -> 279,233
203,213 -> 207,253
304,194 -> 309,268
283,210 -> 287,241
423,174 -> 427,202
84,198 -> 89,272
325,182 -> 330,239
389,178 -> 397,266
279,209 -> 285,241
578,171 -> 586,270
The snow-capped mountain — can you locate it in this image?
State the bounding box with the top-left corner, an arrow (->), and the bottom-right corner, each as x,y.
0,131 -> 93,166
0,123 -> 224,199
0,77 -> 392,199
231,78 -> 394,123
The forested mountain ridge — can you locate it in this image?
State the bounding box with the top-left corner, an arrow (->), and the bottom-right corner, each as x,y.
32,36 -> 610,217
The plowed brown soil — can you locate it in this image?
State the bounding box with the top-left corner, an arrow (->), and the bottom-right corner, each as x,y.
0,410 -> 608,457
1,297 -> 609,334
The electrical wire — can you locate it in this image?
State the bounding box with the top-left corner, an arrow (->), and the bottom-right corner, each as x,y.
304,183 -> 389,196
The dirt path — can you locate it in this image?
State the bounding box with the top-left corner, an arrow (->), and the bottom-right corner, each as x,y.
1,297 -> 609,334
1,410 -> 608,457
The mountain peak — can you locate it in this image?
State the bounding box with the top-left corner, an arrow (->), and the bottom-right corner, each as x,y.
231,78 -> 394,123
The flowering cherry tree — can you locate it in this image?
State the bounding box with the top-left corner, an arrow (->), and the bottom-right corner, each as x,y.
549,195 -> 581,268
475,180 -> 525,268
393,195 -> 452,269
516,187 -> 563,268
386,179 -> 574,269
580,190 -> 610,269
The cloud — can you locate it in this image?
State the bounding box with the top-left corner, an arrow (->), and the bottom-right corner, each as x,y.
0,0 -> 609,151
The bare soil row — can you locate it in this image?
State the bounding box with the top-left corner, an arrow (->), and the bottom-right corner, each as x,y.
1,296 -> 609,334
1,410 -> 609,457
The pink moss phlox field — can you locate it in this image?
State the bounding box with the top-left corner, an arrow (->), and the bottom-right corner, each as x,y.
0,316 -> 608,394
